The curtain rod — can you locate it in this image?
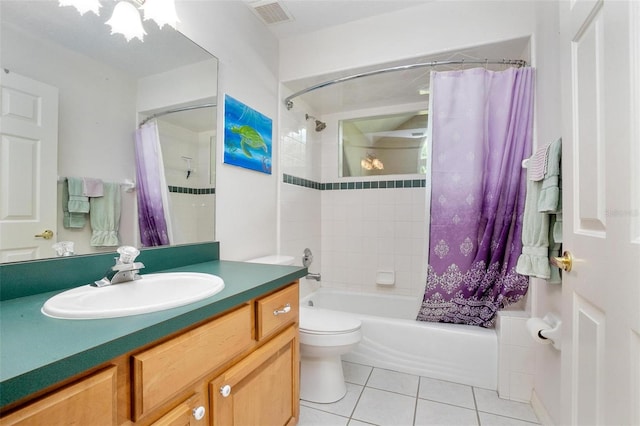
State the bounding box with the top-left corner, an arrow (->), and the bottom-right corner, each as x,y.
139,102 -> 216,127
284,58 -> 527,110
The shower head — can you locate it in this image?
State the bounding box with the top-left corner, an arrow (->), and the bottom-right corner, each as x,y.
305,114 -> 327,132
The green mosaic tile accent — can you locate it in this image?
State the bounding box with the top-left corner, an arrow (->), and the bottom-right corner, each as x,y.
168,186 -> 215,195
282,174 -> 426,190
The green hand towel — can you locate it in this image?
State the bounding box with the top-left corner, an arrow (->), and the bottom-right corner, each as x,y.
90,182 -> 121,247
62,178 -> 86,228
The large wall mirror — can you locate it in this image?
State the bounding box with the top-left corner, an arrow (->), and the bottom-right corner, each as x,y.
0,1 -> 218,262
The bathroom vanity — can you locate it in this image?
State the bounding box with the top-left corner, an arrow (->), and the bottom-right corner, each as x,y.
0,243 -> 306,425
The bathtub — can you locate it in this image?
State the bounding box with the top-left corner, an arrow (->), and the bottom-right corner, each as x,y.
301,288 -> 497,390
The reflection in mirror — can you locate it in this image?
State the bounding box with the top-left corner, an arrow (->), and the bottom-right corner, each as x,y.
0,1 -> 218,262
340,111 -> 428,177
139,102 -> 216,247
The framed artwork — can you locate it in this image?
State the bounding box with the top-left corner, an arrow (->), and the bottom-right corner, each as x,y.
223,95 -> 272,174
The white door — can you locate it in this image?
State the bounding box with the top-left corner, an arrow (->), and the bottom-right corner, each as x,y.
0,70 -> 59,262
560,0 -> 640,425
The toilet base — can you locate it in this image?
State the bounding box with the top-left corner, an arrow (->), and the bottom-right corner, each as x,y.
300,355 -> 346,403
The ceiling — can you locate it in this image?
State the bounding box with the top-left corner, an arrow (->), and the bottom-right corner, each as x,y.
243,0 -> 433,40
241,1 -> 531,115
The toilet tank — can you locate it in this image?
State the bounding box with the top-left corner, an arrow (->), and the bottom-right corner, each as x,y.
245,255 -> 295,266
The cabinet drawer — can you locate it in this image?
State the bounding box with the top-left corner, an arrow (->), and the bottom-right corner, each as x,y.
256,282 -> 299,341
0,367 -> 117,426
132,304 -> 253,420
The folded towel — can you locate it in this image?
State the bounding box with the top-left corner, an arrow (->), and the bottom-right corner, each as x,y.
62,178 -> 86,228
516,174 -> 551,279
527,141 -> 552,181
67,177 -> 90,213
82,177 -> 104,197
90,182 -> 121,247
538,138 -> 562,213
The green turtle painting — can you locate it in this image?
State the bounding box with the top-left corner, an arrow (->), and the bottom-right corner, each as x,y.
231,125 -> 267,158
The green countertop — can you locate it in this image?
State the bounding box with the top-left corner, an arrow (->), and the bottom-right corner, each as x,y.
0,260 -> 307,409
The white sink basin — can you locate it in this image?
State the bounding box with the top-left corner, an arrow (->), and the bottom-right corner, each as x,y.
41,272 -> 224,319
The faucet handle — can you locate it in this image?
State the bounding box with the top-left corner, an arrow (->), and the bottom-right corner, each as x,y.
117,246 -> 140,264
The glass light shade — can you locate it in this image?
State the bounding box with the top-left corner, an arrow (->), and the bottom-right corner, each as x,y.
58,0 -> 101,15
106,1 -> 147,42
140,0 -> 180,29
361,158 -> 373,170
372,158 -> 384,170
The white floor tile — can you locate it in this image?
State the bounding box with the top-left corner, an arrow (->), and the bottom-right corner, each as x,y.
478,412 -> 540,425
299,405 -> 349,426
347,420 -> 377,426
301,382 -> 364,418
351,387 -> 416,426
419,376 -> 476,409
414,399 -> 479,426
474,388 -> 539,423
300,362 -> 540,426
367,368 -> 420,397
343,361 -> 373,386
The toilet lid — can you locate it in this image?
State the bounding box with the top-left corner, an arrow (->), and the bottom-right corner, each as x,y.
299,306 -> 361,334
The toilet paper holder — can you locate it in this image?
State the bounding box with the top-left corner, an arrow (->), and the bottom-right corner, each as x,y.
527,313 -> 562,351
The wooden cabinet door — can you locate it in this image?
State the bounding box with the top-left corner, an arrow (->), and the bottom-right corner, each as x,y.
151,393 -> 206,426
0,367 -> 117,426
209,325 -> 299,426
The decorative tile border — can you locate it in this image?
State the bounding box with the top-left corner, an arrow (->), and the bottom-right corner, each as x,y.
283,173 -> 425,190
168,186 -> 216,195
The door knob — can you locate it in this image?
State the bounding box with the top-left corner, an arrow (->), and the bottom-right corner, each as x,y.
35,230 -> 54,240
550,251 -> 573,272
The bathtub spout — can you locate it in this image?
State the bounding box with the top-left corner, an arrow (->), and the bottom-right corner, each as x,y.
306,273 -> 321,281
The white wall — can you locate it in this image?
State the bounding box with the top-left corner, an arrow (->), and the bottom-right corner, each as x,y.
279,97 -> 322,296
280,1 -> 536,81
530,1 -> 563,424
177,2 -> 280,261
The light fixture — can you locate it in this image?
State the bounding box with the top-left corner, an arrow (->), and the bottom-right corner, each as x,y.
140,0 -> 180,29
59,0 -> 101,15
106,1 -> 146,42
361,153 -> 384,171
59,0 -> 181,42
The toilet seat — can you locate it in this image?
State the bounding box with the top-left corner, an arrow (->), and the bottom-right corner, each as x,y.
300,306 -> 361,335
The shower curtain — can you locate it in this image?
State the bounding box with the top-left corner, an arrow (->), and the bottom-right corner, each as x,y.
135,121 -> 173,247
417,67 -> 534,327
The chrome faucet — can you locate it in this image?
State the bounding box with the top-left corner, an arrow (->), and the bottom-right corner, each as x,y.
92,246 -> 145,287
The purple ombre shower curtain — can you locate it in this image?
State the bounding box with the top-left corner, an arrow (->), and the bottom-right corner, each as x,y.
417,67 -> 534,327
135,121 -> 171,247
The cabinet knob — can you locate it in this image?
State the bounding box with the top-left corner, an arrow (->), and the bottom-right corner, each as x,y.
273,303 -> 291,316
220,384 -> 232,397
192,406 -> 205,421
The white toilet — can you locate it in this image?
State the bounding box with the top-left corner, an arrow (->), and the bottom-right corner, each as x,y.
299,306 -> 362,403
245,254 -> 362,403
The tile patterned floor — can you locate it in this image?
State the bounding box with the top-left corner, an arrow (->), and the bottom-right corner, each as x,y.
299,361 -> 540,426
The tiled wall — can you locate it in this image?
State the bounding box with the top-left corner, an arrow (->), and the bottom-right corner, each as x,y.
280,105 -> 430,297
496,311 -> 536,402
157,120 -> 215,246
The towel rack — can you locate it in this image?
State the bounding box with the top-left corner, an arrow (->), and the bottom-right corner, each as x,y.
57,176 -> 136,192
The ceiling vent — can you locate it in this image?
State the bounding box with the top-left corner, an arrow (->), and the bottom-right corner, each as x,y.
249,0 -> 294,25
